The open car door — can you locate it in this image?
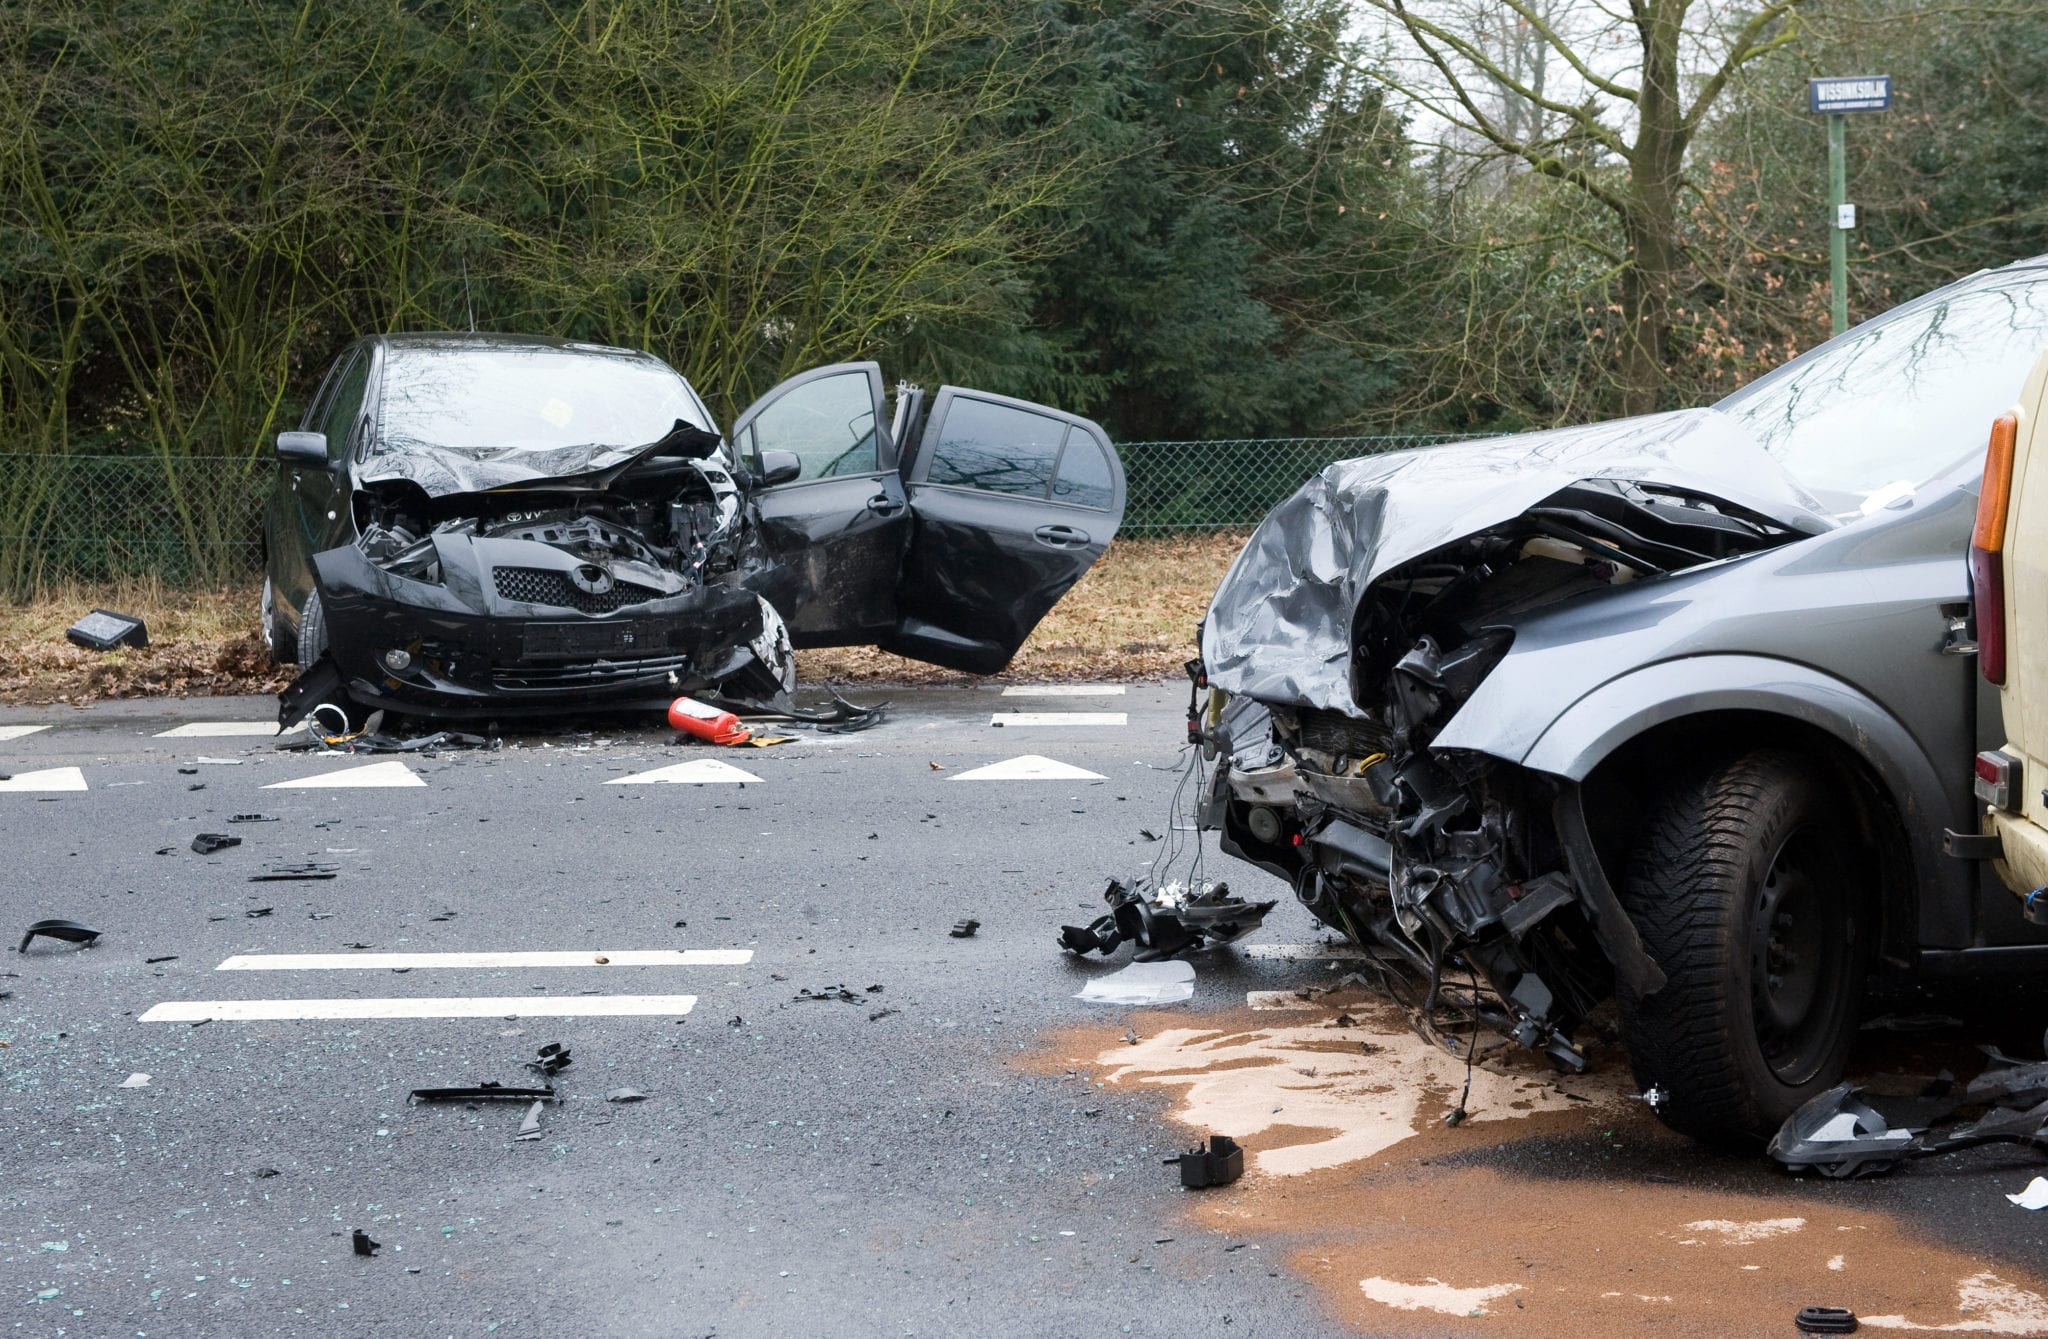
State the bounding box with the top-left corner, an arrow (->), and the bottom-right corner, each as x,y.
729,362 -> 911,646
882,388 -> 1125,673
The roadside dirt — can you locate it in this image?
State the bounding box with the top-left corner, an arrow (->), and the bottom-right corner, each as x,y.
0,532 -> 1247,706
1025,997 -> 2048,1338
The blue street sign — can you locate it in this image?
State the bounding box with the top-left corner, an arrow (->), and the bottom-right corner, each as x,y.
1810,76 -> 1891,114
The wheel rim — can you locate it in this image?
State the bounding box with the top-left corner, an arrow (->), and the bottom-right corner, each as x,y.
1750,826 -> 1850,1085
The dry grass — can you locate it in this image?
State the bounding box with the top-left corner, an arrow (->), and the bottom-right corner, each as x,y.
0,532 -> 1248,705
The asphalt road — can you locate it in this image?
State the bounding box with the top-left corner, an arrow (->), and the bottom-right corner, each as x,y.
4,684 -> 2047,1338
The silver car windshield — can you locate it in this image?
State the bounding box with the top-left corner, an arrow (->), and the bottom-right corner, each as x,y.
374,345 -> 712,456
1715,267 -> 2048,515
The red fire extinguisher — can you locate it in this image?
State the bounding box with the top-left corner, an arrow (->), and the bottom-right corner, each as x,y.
667,696 -> 750,746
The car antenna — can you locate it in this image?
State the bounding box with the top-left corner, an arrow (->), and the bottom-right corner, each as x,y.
462,258 -> 476,334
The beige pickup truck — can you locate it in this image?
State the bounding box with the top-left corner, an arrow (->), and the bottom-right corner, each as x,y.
1977,349 -> 2048,910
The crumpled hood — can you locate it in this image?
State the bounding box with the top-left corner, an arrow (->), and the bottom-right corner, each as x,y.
356,422 -> 723,498
1201,408 -> 1835,714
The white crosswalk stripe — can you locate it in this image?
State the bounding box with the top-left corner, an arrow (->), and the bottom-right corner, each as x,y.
606,759 -> 762,784
154,722 -> 278,738
949,754 -> 1105,781
0,724 -> 51,742
0,765 -> 87,792
217,949 -> 753,971
989,711 -> 1127,727
264,760 -> 425,789
139,995 -> 700,1022
1000,684 -> 1127,697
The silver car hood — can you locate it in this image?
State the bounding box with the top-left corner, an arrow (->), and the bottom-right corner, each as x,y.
356,422 -> 723,499
1200,408 -> 1836,714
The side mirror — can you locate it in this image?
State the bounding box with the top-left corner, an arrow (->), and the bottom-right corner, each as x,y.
276,431 -> 329,467
757,449 -> 802,488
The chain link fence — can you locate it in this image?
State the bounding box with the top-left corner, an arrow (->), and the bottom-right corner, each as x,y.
0,434 -> 1478,596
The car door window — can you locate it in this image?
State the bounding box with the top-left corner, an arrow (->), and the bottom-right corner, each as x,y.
1051,437 -> 1114,509
747,371 -> 879,481
317,351 -> 371,462
926,398 -> 1065,498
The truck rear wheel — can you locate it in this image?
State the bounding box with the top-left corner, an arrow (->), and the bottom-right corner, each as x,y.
1615,750 -> 1864,1144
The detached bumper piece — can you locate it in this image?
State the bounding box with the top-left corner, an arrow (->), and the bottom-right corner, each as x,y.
1060,878 -> 1276,963
1768,1055 -> 2048,1179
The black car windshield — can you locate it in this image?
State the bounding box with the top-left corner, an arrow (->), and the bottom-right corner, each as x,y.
373,344 -> 712,456
1715,266 -> 2048,515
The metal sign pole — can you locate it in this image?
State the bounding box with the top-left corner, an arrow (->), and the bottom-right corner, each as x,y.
1829,112 -> 1848,336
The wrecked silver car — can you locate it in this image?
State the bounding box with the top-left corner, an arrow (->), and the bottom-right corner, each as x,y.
1197,256 -> 2048,1143
264,335 -> 1124,722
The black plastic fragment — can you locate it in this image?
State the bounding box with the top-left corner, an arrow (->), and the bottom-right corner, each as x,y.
246,907 -> 273,918
147,955 -> 178,964
191,833 -> 241,855
228,813 -> 278,824
1164,1134 -> 1244,1188
795,985 -> 858,1003
1795,1306 -> 1859,1334
250,863 -> 340,882
351,1229 -> 380,1257
1061,878 -> 1276,962
605,1088 -> 647,1103
950,919 -> 980,939
525,1043 -> 572,1077
410,1082 -> 555,1103
18,919 -> 100,953
66,608 -> 148,651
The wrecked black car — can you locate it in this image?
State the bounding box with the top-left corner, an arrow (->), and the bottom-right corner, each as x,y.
1196,256 -> 2048,1144
263,335 -> 1124,722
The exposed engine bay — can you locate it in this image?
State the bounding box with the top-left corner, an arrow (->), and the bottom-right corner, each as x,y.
1200,478 -> 1810,1067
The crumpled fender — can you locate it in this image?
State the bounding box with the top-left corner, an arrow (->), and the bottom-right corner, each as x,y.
1438,652 -> 1957,948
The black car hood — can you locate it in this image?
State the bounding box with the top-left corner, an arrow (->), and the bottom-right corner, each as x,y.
356,421 -> 723,498
1200,408 -> 1836,714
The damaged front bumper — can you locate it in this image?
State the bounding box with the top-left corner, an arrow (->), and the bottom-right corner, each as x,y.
291,543 -> 775,722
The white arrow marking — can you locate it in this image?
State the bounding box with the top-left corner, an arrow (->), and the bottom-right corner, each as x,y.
154,722 -> 278,738
264,760 -> 425,789
0,766 -> 87,792
217,949 -> 754,971
606,759 -> 763,785
949,754 -> 1106,781
139,994 -> 699,1022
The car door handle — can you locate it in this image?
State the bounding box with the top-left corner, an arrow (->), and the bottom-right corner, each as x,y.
867,494 -> 905,515
1034,524 -> 1089,548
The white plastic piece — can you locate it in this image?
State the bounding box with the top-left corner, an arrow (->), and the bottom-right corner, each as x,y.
1075,959 -> 1195,1005
119,1073 -> 151,1088
2008,1176 -> 2048,1210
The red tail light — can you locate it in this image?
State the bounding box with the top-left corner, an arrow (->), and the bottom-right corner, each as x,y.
1973,413 -> 2019,685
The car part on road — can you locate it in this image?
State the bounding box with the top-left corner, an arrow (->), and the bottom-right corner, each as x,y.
515,1100 -> 545,1141
1074,959 -> 1196,1005
1768,1056 -> 2048,1178
18,919 -> 100,953
1794,1306 -> 1859,1334
525,1042 -> 571,1077
2008,1176 -> 2048,1210
250,863 -> 339,882
605,1088 -> 647,1103
228,813 -> 279,823
795,985 -> 860,1003
65,608 -> 149,651
351,1229 -> 380,1258
950,919 -> 980,939
191,833 -> 241,855
1164,1134 -> 1244,1188
1060,877 -> 1275,962
409,1083 -> 557,1103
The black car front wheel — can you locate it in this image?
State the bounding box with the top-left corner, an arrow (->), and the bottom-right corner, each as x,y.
1615,750 -> 1864,1145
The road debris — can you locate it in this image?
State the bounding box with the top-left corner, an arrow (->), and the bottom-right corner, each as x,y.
2010,1177 -> 2048,1211
795,985 -> 859,1003
1794,1305 -> 1859,1334
515,1101 -> 545,1141
228,813 -> 279,824
525,1042 -> 572,1077
119,1073 -> 151,1088
605,1088 -> 647,1103
1164,1134 -> 1244,1188
1770,1055 -> 2048,1178
351,1229 -> 380,1257
65,608 -> 148,651
18,919 -> 100,953
1060,877 -> 1274,961
1075,959 -> 1195,1005
410,1083 -> 556,1103
250,862 -> 340,882
246,907 -> 273,918
191,833 -> 241,855
146,955 -> 177,964
949,919 -> 980,939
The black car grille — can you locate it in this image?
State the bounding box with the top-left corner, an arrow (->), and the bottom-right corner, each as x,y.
493,566 -> 665,614
490,653 -> 693,693
1296,706 -> 1395,759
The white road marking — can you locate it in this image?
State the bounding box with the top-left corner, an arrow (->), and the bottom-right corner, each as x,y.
1242,943 -> 1367,961
1247,991 -> 1323,1010
0,724 -> 50,742
989,712 -> 1127,727
217,949 -> 753,971
154,722 -> 278,738
949,754 -> 1106,781
264,760 -> 425,789
606,759 -> 762,785
0,766 -> 88,793
139,994 -> 699,1022
1000,685 -> 1127,697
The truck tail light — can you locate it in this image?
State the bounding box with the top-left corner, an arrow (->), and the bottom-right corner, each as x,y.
1972,412 -> 2019,685
1976,749 -> 2021,811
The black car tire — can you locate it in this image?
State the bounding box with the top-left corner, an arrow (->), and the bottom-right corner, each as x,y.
1614,750 -> 1864,1145
297,589 -> 329,671
262,576 -> 297,666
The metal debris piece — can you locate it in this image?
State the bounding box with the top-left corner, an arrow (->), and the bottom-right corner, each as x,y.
410,1083 -> 555,1103
1060,877 -> 1275,962
18,919 -> 100,953
525,1042 -> 572,1077
605,1088 -> 647,1103
949,919 -> 980,939
1076,959 -> 1195,1006
192,833 -> 241,855
1164,1134 -> 1244,1188
250,863 -> 340,882
351,1229 -> 380,1258
515,1101 -> 545,1141
1794,1306 -> 1859,1334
